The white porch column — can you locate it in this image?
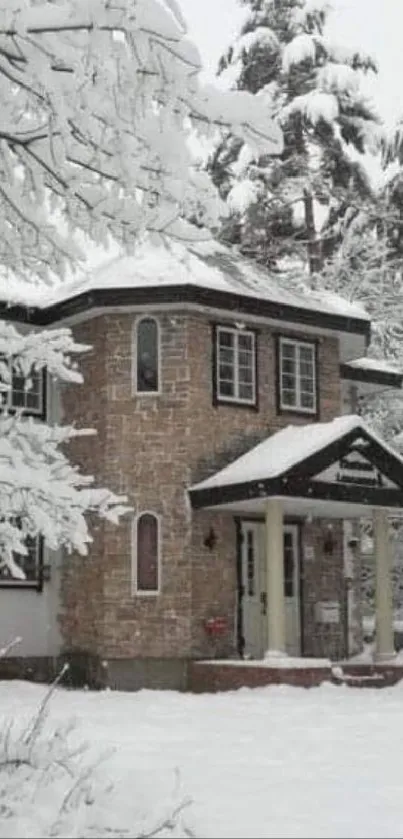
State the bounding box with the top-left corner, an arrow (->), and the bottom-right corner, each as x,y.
374,509 -> 395,662
264,498 -> 286,657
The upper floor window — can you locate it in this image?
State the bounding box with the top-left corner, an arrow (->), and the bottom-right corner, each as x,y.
132,512 -> 160,595
279,337 -> 317,414
0,533 -> 43,590
215,326 -> 256,406
134,317 -> 160,394
0,359 -> 45,418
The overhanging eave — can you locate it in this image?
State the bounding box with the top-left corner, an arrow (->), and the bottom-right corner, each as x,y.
189,476 -> 403,512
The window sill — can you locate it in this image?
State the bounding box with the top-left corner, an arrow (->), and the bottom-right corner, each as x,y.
132,390 -> 161,397
0,582 -> 43,591
0,408 -> 46,421
214,397 -> 258,411
278,405 -> 318,419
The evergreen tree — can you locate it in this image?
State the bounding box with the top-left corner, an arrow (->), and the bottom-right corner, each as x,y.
210,0 -> 380,277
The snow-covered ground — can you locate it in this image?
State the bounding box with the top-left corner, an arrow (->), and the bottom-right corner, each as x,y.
1,679 -> 403,838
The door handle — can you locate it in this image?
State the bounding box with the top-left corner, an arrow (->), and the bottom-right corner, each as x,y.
260,591 -> 267,615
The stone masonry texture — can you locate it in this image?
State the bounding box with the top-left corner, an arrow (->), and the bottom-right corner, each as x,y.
59,309 -> 347,670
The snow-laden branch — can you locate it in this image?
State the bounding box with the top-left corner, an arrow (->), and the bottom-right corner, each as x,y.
0,320 -> 129,576
0,321 -> 89,383
0,0 -> 282,281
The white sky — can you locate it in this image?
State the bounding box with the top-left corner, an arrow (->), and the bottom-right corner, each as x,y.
181,0 -> 403,127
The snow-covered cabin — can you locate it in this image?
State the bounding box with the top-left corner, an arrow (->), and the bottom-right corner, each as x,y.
2,236 -> 403,690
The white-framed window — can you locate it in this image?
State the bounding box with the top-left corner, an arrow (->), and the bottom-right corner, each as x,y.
133,317 -> 160,394
0,359 -> 45,417
216,326 -> 256,405
0,534 -> 43,589
132,512 -> 161,595
279,337 -> 317,414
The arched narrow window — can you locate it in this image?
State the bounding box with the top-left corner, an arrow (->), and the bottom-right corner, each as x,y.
133,512 -> 160,594
135,317 -> 160,393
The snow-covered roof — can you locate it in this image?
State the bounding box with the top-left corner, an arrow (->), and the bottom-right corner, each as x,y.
341,357 -> 403,391
342,357 -> 402,375
1,235 -> 370,328
190,414 -> 403,492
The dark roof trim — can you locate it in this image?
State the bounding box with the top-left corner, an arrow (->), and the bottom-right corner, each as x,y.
0,284 -> 371,338
189,426 -> 403,509
190,475 -> 403,510
340,362 -> 403,389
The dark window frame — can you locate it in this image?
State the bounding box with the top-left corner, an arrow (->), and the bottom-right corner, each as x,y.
0,534 -> 44,592
132,512 -> 161,595
275,335 -> 319,418
0,359 -> 47,420
212,323 -> 258,409
134,317 -> 160,395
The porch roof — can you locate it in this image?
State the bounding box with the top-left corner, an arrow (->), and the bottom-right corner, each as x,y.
189,415 -> 403,514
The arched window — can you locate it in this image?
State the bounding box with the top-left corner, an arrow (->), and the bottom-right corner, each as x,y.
132,512 -> 160,594
134,317 -> 160,393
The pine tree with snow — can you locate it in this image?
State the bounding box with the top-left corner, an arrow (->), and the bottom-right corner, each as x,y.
210,0 -> 380,276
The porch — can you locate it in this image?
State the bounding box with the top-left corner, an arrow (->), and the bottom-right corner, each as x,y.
189,415 -> 403,678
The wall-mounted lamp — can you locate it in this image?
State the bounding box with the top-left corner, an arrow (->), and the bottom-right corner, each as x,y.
204,526 -> 217,551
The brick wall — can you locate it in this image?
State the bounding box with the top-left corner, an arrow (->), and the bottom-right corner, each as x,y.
59,308 -> 343,664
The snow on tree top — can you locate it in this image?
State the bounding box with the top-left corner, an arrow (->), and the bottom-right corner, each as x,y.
317,63 -> 360,95
291,0 -> 331,28
233,26 -> 279,63
282,33 -> 317,72
285,91 -> 339,125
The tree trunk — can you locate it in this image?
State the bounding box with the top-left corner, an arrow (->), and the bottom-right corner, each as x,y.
303,187 -> 322,277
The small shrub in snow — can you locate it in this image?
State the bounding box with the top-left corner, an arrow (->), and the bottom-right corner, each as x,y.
0,667 -> 115,838
0,656 -> 194,838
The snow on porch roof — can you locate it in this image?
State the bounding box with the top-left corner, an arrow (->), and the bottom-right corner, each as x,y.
190,414 -> 403,493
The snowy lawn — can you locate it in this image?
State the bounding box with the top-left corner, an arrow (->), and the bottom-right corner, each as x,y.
1,680 -> 403,838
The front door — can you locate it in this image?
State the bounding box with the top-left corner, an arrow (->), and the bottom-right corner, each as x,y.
240,521 -> 301,658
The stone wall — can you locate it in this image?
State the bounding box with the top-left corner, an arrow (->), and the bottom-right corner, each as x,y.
59,309 -> 344,671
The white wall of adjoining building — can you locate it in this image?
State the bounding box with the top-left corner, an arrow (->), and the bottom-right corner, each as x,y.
0,549 -> 63,657
0,371 -> 64,658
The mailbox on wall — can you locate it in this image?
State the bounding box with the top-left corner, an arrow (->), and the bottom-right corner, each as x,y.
314,601 -> 340,624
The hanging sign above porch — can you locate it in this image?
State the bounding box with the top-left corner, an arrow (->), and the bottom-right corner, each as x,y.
316,438 -> 398,490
